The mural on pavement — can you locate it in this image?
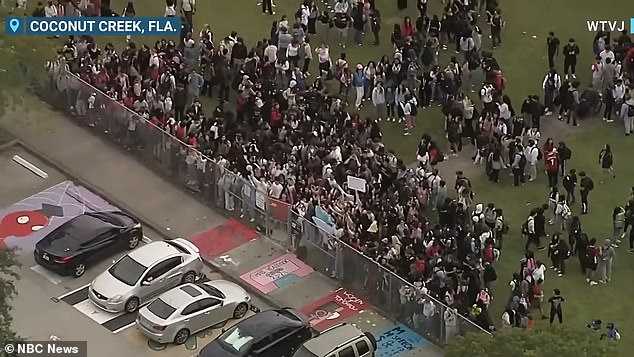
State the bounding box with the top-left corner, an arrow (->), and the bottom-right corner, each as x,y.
0,180 -> 119,253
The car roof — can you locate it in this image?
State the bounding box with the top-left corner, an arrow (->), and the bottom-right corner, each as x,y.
301,324 -> 365,355
127,241 -> 181,267
158,283 -> 207,307
45,213 -> 114,244
237,308 -> 307,337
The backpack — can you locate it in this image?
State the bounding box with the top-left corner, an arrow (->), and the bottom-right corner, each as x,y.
410,103 -> 418,116
628,104 -> 634,117
545,74 -> 556,90
535,147 -> 543,160
518,154 -> 527,169
294,7 -> 303,20
561,204 -> 571,219
586,178 -> 594,191
559,146 -> 571,160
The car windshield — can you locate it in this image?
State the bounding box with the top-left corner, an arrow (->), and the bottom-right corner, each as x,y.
292,346 -> 319,357
108,255 -> 147,286
198,284 -> 226,299
218,326 -> 255,354
147,298 -> 176,319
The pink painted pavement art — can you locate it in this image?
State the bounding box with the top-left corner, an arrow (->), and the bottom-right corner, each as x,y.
240,253 -> 314,294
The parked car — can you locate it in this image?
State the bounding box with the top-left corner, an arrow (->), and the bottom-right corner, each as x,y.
137,280 -> 252,345
198,308 -> 312,357
88,238 -> 203,313
34,211 -> 143,278
293,323 -> 377,357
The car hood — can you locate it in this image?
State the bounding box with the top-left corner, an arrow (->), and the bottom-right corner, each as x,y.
91,270 -> 134,298
208,280 -> 249,303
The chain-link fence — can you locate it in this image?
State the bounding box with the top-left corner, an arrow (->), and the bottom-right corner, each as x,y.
40,68 -> 490,347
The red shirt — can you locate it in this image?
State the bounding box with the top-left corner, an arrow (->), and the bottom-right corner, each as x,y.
545,151 -> 560,172
401,23 -> 415,38
270,107 -> 282,123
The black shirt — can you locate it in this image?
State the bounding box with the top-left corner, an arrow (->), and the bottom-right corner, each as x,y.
563,43 -> 579,59
547,36 -> 560,54
548,294 -> 565,310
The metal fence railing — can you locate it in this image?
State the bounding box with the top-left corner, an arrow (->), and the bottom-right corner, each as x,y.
39,68 -> 490,347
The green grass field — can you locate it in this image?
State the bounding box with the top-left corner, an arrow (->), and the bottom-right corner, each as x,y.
2,0 -> 634,353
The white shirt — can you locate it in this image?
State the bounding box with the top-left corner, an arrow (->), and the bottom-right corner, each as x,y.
164,5 -> 176,17
45,5 -> 58,17
613,84 -> 626,100
264,45 -> 278,63
480,86 -> 493,103
269,182 -> 283,199
316,47 -> 330,63
599,49 -> 615,64
286,45 -> 299,57
181,0 -> 195,12
497,102 -> 511,120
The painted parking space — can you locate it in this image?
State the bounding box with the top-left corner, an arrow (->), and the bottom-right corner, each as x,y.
120,310 -> 257,355
300,288 -> 371,330
375,324 -> 428,357
0,180 -> 120,253
57,275 -> 211,334
190,219 -> 259,259
239,253 -> 313,294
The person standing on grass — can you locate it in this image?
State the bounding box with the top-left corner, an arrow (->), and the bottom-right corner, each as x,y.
372,81 -> 386,122
523,139 -> 539,182
598,239 -> 615,283
545,147 -> 560,187
542,68 -> 561,116
557,142 -> 571,177
620,94 -> 634,136
546,32 -> 560,70
523,210 -> 539,251
353,64 -> 365,110
562,169 -> 577,204
598,144 -> 615,183
585,238 -> 600,285
531,279 -> 547,319
562,38 -> 579,80
181,0 -> 195,27
547,289 -> 565,324
611,206 -> 625,247
579,171 -> 594,214
567,81 -> 580,126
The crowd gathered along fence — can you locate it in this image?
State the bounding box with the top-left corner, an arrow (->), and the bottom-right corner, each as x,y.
38,68 -> 491,347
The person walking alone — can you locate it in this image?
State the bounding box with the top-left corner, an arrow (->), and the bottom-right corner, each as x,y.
579,171 -> 594,214
597,239 -> 615,283
562,38 -> 579,79
547,288 -> 565,324
598,144 -> 615,183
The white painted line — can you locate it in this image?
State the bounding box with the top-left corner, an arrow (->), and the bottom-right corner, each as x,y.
58,283 -> 90,300
73,299 -> 124,324
141,236 -> 152,244
30,265 -> 71,285
12,155 -> 48,178
112,323 -> 136,334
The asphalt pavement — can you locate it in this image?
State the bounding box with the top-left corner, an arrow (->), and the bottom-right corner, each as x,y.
0,106 -> 444,357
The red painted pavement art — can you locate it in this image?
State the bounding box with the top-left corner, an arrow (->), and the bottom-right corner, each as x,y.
190,219 -> 259,259
300,288 -> 370,330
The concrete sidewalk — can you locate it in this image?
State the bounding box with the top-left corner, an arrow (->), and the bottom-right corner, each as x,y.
1,105 -> 443,357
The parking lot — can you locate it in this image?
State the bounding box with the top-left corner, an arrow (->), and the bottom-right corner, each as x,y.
1,148 -> 274,357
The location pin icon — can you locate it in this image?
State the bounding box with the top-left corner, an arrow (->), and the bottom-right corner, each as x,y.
9,18 -> 20,33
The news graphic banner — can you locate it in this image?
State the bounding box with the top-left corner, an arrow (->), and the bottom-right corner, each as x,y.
5,17 -> 180,36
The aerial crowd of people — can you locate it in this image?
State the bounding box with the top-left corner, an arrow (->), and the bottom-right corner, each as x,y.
41,0 -> 634,340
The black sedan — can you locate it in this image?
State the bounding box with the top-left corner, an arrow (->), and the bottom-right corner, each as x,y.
34,211 -> 143,278
199,308 -> 313,357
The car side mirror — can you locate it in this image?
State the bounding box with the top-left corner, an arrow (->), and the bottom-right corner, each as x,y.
221,328 -> 226,333
142,280 -> 151,286
112,259 -> 117,264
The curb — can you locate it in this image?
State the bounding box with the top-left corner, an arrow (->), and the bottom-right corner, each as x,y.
0,139 -> 19,151
9,139 -> 286,311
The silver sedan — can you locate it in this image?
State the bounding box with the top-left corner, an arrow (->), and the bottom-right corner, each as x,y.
89,238 -> 203,313
136,280 -> 252,345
